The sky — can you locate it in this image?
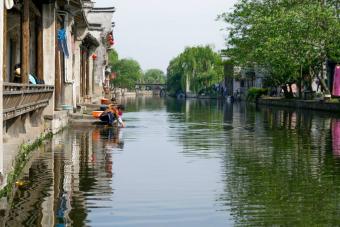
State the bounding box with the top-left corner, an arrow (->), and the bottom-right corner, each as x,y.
94,0 -> 237,72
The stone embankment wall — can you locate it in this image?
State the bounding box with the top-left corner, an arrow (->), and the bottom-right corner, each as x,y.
258,98 -> 340,113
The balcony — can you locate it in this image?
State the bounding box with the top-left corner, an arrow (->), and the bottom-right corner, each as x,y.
3,83 -> 54,121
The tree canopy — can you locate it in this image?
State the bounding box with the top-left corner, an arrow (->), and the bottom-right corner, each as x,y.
108,49 -> 119,65
166,46 -> 223,96
110,59 -> 143,90
143,69 -> 166,84
219,0 -> 340,96
108,51 -> 166,90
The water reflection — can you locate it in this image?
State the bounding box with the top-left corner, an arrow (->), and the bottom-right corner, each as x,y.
1,126 -> 123,227
332,119 -> 340,157
220,106 -> 340,226
165,100 -> 340,225
2,98 -> 340,226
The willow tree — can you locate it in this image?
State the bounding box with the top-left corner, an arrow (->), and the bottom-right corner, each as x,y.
167,46 -> 223,95
143,69 -> 166,84
219,0 -> 340,97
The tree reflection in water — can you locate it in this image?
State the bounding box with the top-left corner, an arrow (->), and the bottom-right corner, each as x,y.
219,105 -> 340,226
166,100 -> 340,226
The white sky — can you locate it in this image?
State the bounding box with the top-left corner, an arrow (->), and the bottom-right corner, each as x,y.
94,0 -> 237,72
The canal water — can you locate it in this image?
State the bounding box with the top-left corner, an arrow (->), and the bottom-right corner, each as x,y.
2,97 -> 340,226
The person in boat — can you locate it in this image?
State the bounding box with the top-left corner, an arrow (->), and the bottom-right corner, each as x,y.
99,104 -> 125,127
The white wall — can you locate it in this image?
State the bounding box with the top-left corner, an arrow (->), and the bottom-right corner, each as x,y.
63,15 -> 74,106
87,10 -> 114,98
0,2 -> 4,175
87,11 -> 113,31
42,3 -> 56,115
73,40 -> 82,105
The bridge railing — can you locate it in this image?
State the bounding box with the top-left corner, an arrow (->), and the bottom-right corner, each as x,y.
3,83 -> 54,121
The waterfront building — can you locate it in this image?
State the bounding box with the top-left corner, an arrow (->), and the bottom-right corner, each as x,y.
0,0 -> 115,189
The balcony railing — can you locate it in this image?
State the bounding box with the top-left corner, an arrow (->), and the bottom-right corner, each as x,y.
3,83 -> 54,121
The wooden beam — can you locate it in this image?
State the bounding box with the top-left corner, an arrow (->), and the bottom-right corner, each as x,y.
30,1 -> 41,18
36,20 -> 43,80
21,0 -> 30,84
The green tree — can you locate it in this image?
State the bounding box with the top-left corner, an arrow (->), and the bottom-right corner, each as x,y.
143,69 -> 166,84
219,0 -> 340,97
167,46 -> 223,96
111,59 -> 142,90
108,49 -> 119,65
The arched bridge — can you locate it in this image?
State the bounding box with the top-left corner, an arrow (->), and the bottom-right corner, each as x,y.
135,83 -> 167,96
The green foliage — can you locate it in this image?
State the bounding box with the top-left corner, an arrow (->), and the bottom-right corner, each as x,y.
166,57 -> 183,96
143,69 -> 166,84
219,0 -> 340,93
246,87 -> 268,102
167,46 -> 223,96
108,49 -> 119,65
111,59 -> 143,90
109,51 -> 165,90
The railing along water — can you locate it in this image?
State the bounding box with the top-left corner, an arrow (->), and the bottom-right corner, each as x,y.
3,83 -> 54,121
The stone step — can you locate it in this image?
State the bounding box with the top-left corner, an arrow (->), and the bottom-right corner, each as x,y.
69,113 -> 95,120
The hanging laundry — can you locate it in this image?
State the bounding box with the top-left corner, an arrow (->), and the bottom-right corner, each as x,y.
57,29 -> 69,58
332,65 -> 340,96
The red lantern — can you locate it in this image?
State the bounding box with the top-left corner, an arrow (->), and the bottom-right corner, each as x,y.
109,40 -> 114,46
92,54 -> 97,60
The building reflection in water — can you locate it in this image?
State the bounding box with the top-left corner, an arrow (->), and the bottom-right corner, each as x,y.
332,119 -> 340,157
1,126 -> 123,226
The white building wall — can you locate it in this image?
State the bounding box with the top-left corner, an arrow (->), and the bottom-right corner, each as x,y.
0,1 -> 4,177
87,10 -> 114,98
87,12 -> 113,31
73,40 -> 82,105
61,14 -> 75,107
94,49 -> 105,96
42,3 -> 56,116
88,55 -> 94,97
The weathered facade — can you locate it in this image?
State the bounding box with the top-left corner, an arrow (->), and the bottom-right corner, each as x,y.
85,2 -> 115,99
0,0 -> 114,190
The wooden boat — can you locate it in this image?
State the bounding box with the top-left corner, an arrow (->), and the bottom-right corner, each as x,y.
92,111 -> 104,118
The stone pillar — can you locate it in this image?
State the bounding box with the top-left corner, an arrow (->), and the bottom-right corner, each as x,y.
88,56 -> 93,97
63,15 -> 74,106
93,45 -> 105,97
0,1 -> 4,176
42,3 -> 56,116
73,40 -> 82,105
